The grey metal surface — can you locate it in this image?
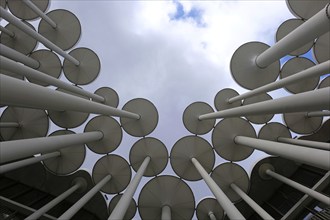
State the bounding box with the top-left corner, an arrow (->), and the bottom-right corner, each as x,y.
258,122 -> 292,141
7,0 -> 49,20
283,111 -> 323,134
109,194 -> 137,220
196,198 -> 224,220
319,76 -> 330,89
94,87 -> 119,107
183,102 -> 215,135
286,0 -> 329,20
214,88 -> 241,111
242,93 -> 274,124
313,32 -> 330,64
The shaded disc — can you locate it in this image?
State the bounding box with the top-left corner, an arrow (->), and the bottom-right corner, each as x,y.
242,93 -> 274,124
130,137 -> 168,176
183,102 -> 215,135
94,87 -> 119,108
211,162 -> 250,203
0,22 -> 37,55
84,116 -> 122,154
258,122 -> 292,141
27,49 -> 62,86
120,98 -> 158,137
63,47 -> 100,85
109,194 -> 137,220
280,57 -> 318,94
170,135 -> 215,181
212,118 -> 256,161
7,0 -> 49,20
92,154 -> 131,194
43,130 -> 86,175
318,76 -> 330,89
138,175 -> 195,220
230,41 -> 280,90
276,19 -> 313,56
258,163 -> 275,180
48,87 -> 89,129
214,88 -> 241,111
196,198 -> 224,220
0,107 -> 49,141
283,112 -> 323,134
313,32 -> 330,64
286,0 -> 328,20
38,9 -> 81,50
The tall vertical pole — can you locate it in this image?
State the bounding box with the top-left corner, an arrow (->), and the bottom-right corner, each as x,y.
22,0 -> 57,28
161,205 -> 171,220
191,158 -> 246,220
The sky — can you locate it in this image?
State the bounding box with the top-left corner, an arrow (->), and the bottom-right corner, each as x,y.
2,0 -> 326,219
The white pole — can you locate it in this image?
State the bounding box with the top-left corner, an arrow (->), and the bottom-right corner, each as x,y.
208,212 -> 217,220
0,122 -> 20,128
22,0 -> 57,28
277,137 -> 330,151
161,205 -> 171,220
0,44 -> 40,68
0,25 -> 15,37
306,110 -> 330,117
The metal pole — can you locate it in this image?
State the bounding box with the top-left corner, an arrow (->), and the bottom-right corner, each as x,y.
108,156 -> 150,220
1,56 -> 105,102
0,131 -> 103,163
0,44 -> 40,68
0,122 -> 20,128
255,4 -> 330,68
230,183 -> 274,220
199,87 -> 330,120
0,7 -> 80,65
0,151 -> 61,174
208,212 -> 217,220
25,181 -> 83,220
306,110 -> 330,117
161,205 -> 171,220
277,137 -> 330,151
0,25 -> 15,37
0,74 -> 141,119
265,169 -> 330,205
191,158 -> 246,220
22,0 -> 57,28
58,175 -> 111,220
228,61 -> 330,103
234,136 -> 330,170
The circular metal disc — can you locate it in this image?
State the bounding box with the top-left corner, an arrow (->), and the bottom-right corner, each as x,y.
258,163 -> 275,180
170,135 -> 215,181
0,22 -> 37,55
38,9 -> 81,50
214,88 -> 241,111
138,175 -> 195,220
109,194 -> 137,220
211,162 -> 250,203
242,93 -> 274,124
43,130 -> 86,175
276,19 -> 313,56
0,107 -> 49,141
280,57 -> 318,94
84,116 -> 123,154
286,0 -> 328,20
94,87 -> 119,108
212,118 -> 256,161
283,112 -> 323,134
92,154 -> 131,194
183,102 -> 215,135
8,0 -> 49,20
196,198 -> 224,220
48,87 -> 89,129
319,76 -> 330,89
130,137 -> 168,176
27,50 -> 62,86
258,122 -> 291,141
120,98 -> 158,137
230,41 -> 280,90
313,32 -> 330,64
63,47 -> 100,85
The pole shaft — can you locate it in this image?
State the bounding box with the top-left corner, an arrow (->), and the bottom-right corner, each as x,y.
0,44 -> 40,68
228,61 -> 330,103
161,205 -> 171,220
108,156 -> 150,220
191,158 -> 246,220
234,136 -> 330,170
255,4 -> 330,67
0,151 -> 60,174
0,122 -> 20,128
208,212 -> 217,220
266,169 -> 330,205
230,183 -> 274,220
277,137 -> 330,151
0,7 -> 79,65
199,87 -> 330,120
58,175 -> 111,220
0,25 -> 15,37
22,0 -> 57,28
307,110 -> 330,117
0,131 -> 103,164
0,74 -> 140,119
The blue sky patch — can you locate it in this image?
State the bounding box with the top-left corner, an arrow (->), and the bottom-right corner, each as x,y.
169,1 -> 206,27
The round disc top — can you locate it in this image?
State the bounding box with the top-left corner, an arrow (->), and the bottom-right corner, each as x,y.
283,112 -> 322,134
109,194 -> 137,220
196,198 -> 224,220
138,175 -> 195,220
170,135 -> 215,181
8,0 -> 49,20
214,88 -> 241,111
130,137 -> 168,177
92,154 -> 131,194
286,0 -> 328,20
94,87 -> 119,108
258,122 -> 291,141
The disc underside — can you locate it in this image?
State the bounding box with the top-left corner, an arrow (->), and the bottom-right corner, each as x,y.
242,93 -> 273,124
286,0 -> 328,20
318,76 -> 330,89
94,87 -> 119,108
258,122 -> 292,141
313,32 -> 330,64
109,194 -> 137,220
8,0 -> 49,20
283,112 -> 322,134
214,88 -> 241,111
196,198 -> 224,220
